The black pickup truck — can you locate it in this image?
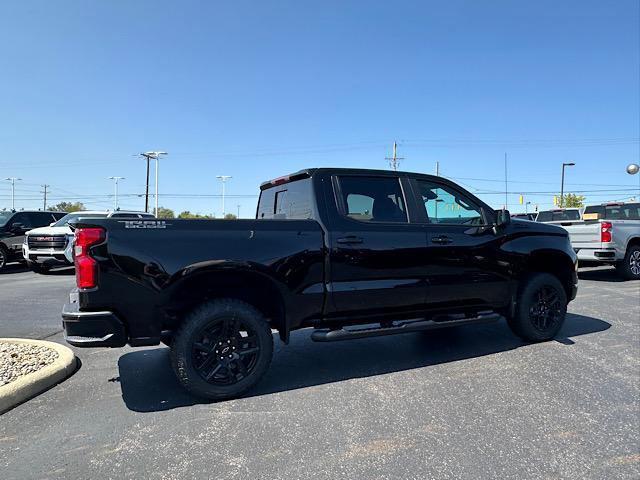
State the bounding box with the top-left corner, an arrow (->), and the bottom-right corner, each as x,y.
63,168 -> 578,400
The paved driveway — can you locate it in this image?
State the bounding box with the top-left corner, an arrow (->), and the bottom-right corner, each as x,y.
1,267 -> 638,479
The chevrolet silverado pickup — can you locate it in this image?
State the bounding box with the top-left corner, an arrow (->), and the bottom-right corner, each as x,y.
557,202 -> 640,279
62,168 -> 578,400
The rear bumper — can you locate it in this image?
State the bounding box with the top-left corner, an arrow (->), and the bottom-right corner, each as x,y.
62,302 -> 127,348
576,248 -> 621,263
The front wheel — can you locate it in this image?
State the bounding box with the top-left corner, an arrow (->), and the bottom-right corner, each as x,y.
170,298 -> 274,401
616,245 -> 640,280
0,245 -> 7,272
507,273 -> 567,342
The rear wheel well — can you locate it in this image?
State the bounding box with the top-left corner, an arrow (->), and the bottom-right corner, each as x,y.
163,271 -> 287,342
626,237 -> 640,251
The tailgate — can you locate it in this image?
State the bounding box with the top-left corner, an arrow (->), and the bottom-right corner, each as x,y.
563,222 -> 601,250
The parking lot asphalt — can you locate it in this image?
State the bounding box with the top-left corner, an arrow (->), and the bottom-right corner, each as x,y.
0,266 -> 638,479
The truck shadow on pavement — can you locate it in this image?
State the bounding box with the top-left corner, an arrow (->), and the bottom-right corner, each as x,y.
577,267 -> 627,283
116,313 -> 610,412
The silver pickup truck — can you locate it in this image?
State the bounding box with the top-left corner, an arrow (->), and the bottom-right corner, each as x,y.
548,203 -> 640,279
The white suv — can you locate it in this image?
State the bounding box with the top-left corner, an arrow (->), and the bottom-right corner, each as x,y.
23,210 -> 154,273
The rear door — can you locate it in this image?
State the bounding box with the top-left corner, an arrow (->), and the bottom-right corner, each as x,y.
410,177 -> 511,310
325,173 -> 429,318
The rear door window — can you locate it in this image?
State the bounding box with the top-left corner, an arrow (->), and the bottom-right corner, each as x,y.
337,176 -> 407,223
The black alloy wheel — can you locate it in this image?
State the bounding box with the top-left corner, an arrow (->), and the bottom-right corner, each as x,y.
171,298 -> 274,400
528,285 -> 563,333
191,317 -> 261,385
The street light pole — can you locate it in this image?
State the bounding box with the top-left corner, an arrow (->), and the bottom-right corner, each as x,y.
216,176 -> 232,217
560,162 -> 575,208
627,163 -> 640,200
4,177 -> 22,211
108,176 -> 125,210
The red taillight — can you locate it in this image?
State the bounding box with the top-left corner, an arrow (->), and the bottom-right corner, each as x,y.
74,227 -> 105,289
600,221 -> 612,243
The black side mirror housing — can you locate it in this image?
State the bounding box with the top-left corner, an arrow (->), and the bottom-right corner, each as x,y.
495,209 -> 511,227
11,223 -> 25,234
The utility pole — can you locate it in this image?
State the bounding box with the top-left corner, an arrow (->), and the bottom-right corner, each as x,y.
108,176 -> 125,210
385,141 -> 404,171
139,152 -> 153,213
504,153 -> 508,209
435,161 -> 440,176
4,177 -> 21,211
560,162 -> 575,208
41,184 -> 50,211
216,175 -> 232,217
237,204 -> 241,218
140,151 -> 167,216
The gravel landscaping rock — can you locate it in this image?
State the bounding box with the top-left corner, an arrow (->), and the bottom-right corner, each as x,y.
0,341 -> 59,387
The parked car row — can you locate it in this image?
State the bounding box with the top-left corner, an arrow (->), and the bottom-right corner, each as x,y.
0,209 -> 154,273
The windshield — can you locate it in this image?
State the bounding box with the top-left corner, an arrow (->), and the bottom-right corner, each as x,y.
0,211 -> 13,227
536,210 -> 581,222
583,203 -> 640,220
52,212 -> 107,227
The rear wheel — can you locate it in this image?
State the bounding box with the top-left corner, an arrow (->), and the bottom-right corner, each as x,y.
616,245 -> 640,280
170,298 -> 274,400
507,273 -> 567,342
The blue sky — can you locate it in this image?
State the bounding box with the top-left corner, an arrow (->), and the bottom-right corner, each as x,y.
0,0 -> 638,216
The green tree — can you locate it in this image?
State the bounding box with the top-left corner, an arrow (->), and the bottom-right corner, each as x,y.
223,213 -> 237,220
154,206 -> 175,219
560,193 -> 585,208
178,211 -> 215,219
50,201 -> 86,213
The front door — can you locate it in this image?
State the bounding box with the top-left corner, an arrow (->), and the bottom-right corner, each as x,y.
326,174 -> 429,319
410,178 -> 511,310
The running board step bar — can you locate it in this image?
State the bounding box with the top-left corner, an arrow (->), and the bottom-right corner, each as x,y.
310,312 -> 501,342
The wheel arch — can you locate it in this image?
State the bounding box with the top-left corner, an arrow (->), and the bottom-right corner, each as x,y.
625,235 -> 640,251
161,266 -> 289,342
521,249 -> 576,299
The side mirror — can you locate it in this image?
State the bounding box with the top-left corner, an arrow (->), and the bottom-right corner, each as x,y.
496,209 -> 511,227
11,223 -> 25,233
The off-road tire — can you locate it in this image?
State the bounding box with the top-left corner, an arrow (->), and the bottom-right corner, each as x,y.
0,245 -> 8,272
170,298 -> 274,401
507,273 -> 567,342
616,245 -> 640,280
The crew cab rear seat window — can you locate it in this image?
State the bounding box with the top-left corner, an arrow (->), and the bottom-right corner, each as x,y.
257,178 -> 314,219
338,176 -> 407,223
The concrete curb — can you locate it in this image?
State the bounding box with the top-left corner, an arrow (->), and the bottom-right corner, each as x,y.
0,338 -> 77,414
